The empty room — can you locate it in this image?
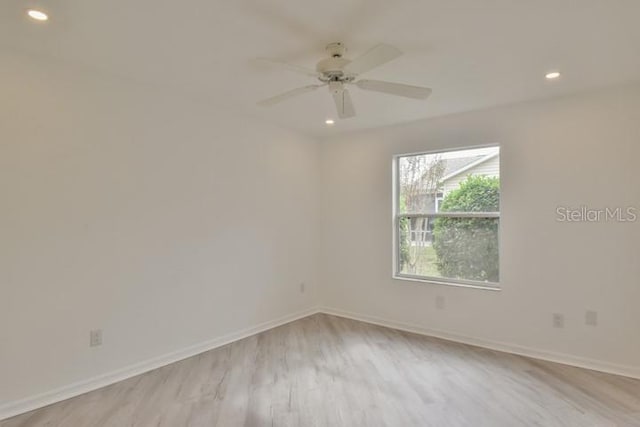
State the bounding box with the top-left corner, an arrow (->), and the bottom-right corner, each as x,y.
1,1 -> 640,426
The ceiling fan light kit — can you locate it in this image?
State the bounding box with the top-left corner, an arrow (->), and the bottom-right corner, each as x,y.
257,42 -> 432,120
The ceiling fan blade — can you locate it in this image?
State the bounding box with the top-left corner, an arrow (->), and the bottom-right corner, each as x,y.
332,88 -> 356,119
342,44 -> 402,75
256,58 -> 320,78
257,85 -> 323,106
355,79 -> 432,99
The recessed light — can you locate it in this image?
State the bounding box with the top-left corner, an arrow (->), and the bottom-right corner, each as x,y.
27,9 -> 48,21
325,119 -> 335,125
545,71 -> 561,80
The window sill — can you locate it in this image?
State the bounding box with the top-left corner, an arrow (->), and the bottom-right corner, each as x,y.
392,274 -> 501,291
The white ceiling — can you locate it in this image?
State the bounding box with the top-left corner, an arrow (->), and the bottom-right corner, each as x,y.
2,0 -> 640,137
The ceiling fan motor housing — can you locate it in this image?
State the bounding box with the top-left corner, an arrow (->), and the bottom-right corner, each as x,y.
316,42 -> 355,82
316,57 -> 351,80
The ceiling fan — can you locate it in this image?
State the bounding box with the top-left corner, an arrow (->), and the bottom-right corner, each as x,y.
257,42 -> 432,119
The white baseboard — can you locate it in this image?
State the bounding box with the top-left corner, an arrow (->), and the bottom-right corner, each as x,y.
0,306 -> 321,421
320,306 -> 640,380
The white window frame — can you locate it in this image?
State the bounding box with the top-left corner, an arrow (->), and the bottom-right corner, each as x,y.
392,145 -> 501,291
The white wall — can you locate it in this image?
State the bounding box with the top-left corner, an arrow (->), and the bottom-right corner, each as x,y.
0,51 -> 319,407
319,83 -> 640,374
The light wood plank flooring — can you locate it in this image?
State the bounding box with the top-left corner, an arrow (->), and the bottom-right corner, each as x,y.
3,314 -> 640,426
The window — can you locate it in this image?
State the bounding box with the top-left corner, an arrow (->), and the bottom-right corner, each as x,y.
393,146 -> 500,288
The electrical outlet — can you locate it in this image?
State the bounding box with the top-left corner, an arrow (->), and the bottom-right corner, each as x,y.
586,310 -> 598,326
435,295 -> 445,310
552,313 -> 564,329
90,329 -> 103,347
299,282 -> 305,293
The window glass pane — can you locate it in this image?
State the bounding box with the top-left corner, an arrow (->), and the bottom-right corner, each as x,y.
398,216 -> 499,283
398,155 -> 444,214
398,147 -> 500,214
